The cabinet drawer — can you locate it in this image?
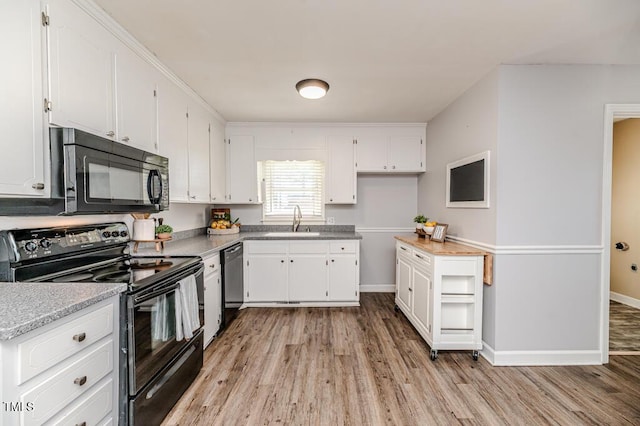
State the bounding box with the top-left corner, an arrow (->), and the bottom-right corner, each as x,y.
245,242 -> 287,254
438,258 -> 478,276
289,241 -> 328,254
396,243 -> 412,257
18,303 -> 114,384
20,339 -> 114,425
203,253 -> 221,277
412,250 -> 432,268
49,377 -> 113,426
329,241 -> 357,254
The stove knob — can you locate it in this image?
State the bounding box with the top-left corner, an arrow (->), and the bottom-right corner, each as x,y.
120,230 -> 128,238
24,241 -> 38,252
111,231 -> 120,237
39,239 -> 52,249
102,231 -> 111,238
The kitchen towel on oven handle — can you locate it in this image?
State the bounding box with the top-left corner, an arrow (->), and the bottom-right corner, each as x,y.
175,274 -> 201,341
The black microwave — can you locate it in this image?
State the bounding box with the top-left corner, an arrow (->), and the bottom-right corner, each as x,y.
55,128 -> 169,214
0,128 -> 169,216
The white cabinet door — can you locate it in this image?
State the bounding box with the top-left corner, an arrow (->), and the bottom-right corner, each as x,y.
412,266 -> 432,338
288,255 -> 327,301
209,121 -> 226,203
245,255 -> 287,302
226,135 -> 257,203
115,47 -> 157,152
328,256 -> 358,301
388,136 -> 423,172
355,136 -> 387,172
186,103 -> 210,202
326,136 -> 356,204
0,1 -> 46,196
46,0 -> 116,139
157,78 -> 189,202
204,267 -> 221,347
396,255 -> 412,311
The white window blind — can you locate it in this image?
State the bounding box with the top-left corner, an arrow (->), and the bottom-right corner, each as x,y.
260,160 -> 324,219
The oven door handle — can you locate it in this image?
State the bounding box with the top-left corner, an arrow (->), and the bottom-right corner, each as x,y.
133,282 -> 180,304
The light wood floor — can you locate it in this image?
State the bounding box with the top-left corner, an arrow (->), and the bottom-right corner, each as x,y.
610,300 -> 640,352
163,293 -> 640,425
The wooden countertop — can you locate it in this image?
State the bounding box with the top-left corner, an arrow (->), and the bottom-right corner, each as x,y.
394,235 -> 487,256
394,235 -> 493,285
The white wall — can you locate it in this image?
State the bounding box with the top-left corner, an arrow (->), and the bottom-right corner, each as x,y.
418,64 -> 640,364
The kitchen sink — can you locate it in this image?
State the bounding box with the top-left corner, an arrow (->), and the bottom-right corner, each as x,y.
264,232 -> 320,237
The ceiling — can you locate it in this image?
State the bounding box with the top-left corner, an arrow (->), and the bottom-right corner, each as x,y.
94,0 -> 640,123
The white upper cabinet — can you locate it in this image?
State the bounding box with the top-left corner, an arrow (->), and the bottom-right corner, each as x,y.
226,135 -> 258,203
46,0 -> 116,139
210,121 -> 226,203
0,1 -> 46,196
326,136 -> 356,204
157,77 -> 189,202
186,103 -> 211,202
354,135 -> 387,172
115,46 -> 158,152
388,135 -> 424,172
356,133 -> 425,173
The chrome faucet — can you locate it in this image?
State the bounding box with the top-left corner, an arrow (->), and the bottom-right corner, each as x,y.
292,205 -> 302,232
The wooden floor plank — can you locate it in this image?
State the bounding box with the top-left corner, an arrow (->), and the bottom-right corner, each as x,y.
162,293 -> 640,425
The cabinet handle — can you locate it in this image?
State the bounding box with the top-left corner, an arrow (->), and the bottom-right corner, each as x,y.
249,198 -> 252,202
400,246 -> 407,251
31,183 -> 45,190
74,376 -> 87,386
383,165 -> 387,170
190,195 -> 196,199
290,259 -> 293,263
72,332 -> 86,342
415,254 -> 425,260
106,131 -> 115,137
122,136 -> 130,142
392,165 -> 396,169
75,423 -> 87,426
331,259 -> 335,263
329,198 -> 333,202
281,260 -> 284,263
408,288 -> 412,292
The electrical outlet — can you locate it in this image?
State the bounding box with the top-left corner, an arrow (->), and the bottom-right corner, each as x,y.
327,217 -> 335,225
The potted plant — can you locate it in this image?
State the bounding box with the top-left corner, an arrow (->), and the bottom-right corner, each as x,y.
155,224 -> 173,240
413,215 -> 428,230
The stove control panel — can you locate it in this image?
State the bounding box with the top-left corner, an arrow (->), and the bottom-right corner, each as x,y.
8,222 -> 130,261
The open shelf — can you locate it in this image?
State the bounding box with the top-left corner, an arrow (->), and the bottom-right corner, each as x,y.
441,275 -> 475,295
441,302 -> 475,330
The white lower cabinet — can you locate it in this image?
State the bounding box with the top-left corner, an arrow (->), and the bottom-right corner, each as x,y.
0,296 -> 120,426
395,241 -> 483,361
244,240 -> 360,306
203,253 -> 222,348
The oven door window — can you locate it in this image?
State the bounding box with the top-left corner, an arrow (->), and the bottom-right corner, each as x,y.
131,287 -> 185,394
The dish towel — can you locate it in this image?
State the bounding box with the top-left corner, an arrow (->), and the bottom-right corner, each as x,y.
175,274 -> 201,341
150,296 -> 170,345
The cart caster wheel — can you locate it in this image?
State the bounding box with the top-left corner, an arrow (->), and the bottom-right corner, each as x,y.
394,305 -> 399,312
472,351 -> 479,361
430,350 -> 438,361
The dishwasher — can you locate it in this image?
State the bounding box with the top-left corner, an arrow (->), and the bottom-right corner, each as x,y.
221,242 -> 243,330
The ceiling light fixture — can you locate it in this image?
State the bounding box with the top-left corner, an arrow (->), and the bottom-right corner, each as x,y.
296,79 -> 329,99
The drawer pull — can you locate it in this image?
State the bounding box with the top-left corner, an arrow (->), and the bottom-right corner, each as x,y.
400,246 -> 407,251
415,254 -> 425,260
73,332 -> 86,342
74,376 -> 87,386
76,422 -> 87,426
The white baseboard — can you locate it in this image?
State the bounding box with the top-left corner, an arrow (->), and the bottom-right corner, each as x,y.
610,291 -> 640,309
481,341 -> 601,366
359,284 -> 395,293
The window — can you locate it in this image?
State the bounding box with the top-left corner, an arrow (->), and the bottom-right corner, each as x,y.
259,160 -> 325,221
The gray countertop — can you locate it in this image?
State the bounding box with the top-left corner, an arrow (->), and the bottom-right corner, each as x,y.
0,282 -> 126,341
133,231 -> 362,258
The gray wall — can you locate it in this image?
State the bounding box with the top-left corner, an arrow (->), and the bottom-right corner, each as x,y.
419,64 -> 640,358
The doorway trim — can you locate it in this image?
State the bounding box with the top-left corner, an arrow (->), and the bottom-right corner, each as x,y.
601,104 -> 640,364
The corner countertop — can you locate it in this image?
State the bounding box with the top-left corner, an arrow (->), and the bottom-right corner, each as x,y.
133,231 -> 362,258
0,282 -> 126,341
394,234 -> 488,256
